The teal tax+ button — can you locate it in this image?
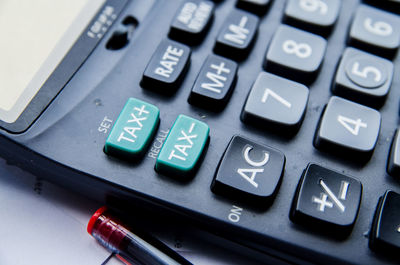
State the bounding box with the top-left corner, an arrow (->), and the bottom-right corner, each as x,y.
156,115 -> 209,177
105,98 -> 159,159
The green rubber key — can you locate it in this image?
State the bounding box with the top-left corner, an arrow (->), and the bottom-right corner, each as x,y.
156,114 -> 209,177
105,98 -> 160,159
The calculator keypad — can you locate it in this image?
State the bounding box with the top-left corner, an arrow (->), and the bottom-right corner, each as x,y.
284,0 -> 341,36
155,115 -> 209,178
364,0 -> 400,14
348,5 -> 400,58
188,54 -> 238,110
314,96 -> 381,160
264,25 -> 327,83
99,0 -> 400,264
387,129 -> 400,177
236,0 -> 271,15
169,0 -> 215,45
214,9 -> 259,60
241,72 -> 309,132
332,47 -> 394,108
141,39 -> 191,93
211,135 -> 285,205
105,98 -> 160,159
369,191 -> 400,254
290,164 -> 362,237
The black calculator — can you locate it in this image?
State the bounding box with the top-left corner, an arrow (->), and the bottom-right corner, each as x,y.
1,0 -> 400,264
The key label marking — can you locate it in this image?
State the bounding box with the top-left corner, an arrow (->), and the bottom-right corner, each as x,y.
312,179 -> 349,213
224,16 -> 249,45
154,45 -> 184,78
177,2 -> 213,32
117,105 -> 149,144
228,205 -> 243,223
261,88 -> 292,108
313,193 -> 334,212
337,115 -> 367,136
201,62 -> 231,94
168,123 -> 198,161
237,146 -> 269,188
339,181 -> 349,200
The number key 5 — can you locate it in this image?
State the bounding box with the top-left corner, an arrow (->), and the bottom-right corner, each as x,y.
332,47 -> 393,108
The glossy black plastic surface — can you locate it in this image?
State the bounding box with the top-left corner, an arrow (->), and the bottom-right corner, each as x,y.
290,163 -> 362,237
369,190 -> 400,255
189,54 -> 238,109
211,135 -> 285,204
1,0 -> 400,264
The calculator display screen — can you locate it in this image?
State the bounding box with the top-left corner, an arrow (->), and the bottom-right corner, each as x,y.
0,0 -> 106,123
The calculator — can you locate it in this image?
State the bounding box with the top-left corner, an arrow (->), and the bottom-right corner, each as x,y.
1,0 -> 399,264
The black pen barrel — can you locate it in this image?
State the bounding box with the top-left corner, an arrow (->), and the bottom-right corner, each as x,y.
88,206 -> 192,265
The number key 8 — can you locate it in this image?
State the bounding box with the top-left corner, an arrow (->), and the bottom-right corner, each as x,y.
264,25 -> 327,84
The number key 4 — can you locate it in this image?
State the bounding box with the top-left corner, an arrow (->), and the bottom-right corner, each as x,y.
314,96 -> 381,161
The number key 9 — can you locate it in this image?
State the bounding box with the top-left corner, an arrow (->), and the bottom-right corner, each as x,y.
284,0 -> 341,36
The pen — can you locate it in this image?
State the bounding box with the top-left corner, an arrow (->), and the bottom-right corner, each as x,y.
87,206 -> 193,265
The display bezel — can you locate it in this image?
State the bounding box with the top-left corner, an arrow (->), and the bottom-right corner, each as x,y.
0,0 -> 128,133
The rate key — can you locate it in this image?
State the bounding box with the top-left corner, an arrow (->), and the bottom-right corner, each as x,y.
141,39 -> 191,93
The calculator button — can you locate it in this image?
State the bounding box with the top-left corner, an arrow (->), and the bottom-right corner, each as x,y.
141,39 -> 191,93
387,129 -> 400,177
105,98 -> 160,159
290,164 -> 362,237
348,5 -> 400,59
369,191 -> 400,254
236,0 -> 271,15
214,9 -> 259,60
241,72 -> 309,132
188,55 -> 238,110
364,0 -> 400,14
332,48 -> 394,108
211,135 -> 285,205
169,0 -> 215,45
314,96 -> 381,160
264,25 -> 327,84
156,115 -> 209,178
284,0 -> 341,36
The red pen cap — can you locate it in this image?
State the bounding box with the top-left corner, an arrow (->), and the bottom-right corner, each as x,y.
87,206 -> 129,253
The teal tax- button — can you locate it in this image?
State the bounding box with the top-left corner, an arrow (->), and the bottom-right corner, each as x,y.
105,98 -> 160,159
156,115 -> 209,177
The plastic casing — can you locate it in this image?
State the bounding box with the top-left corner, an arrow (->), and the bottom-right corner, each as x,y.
0,0 -> 399,264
